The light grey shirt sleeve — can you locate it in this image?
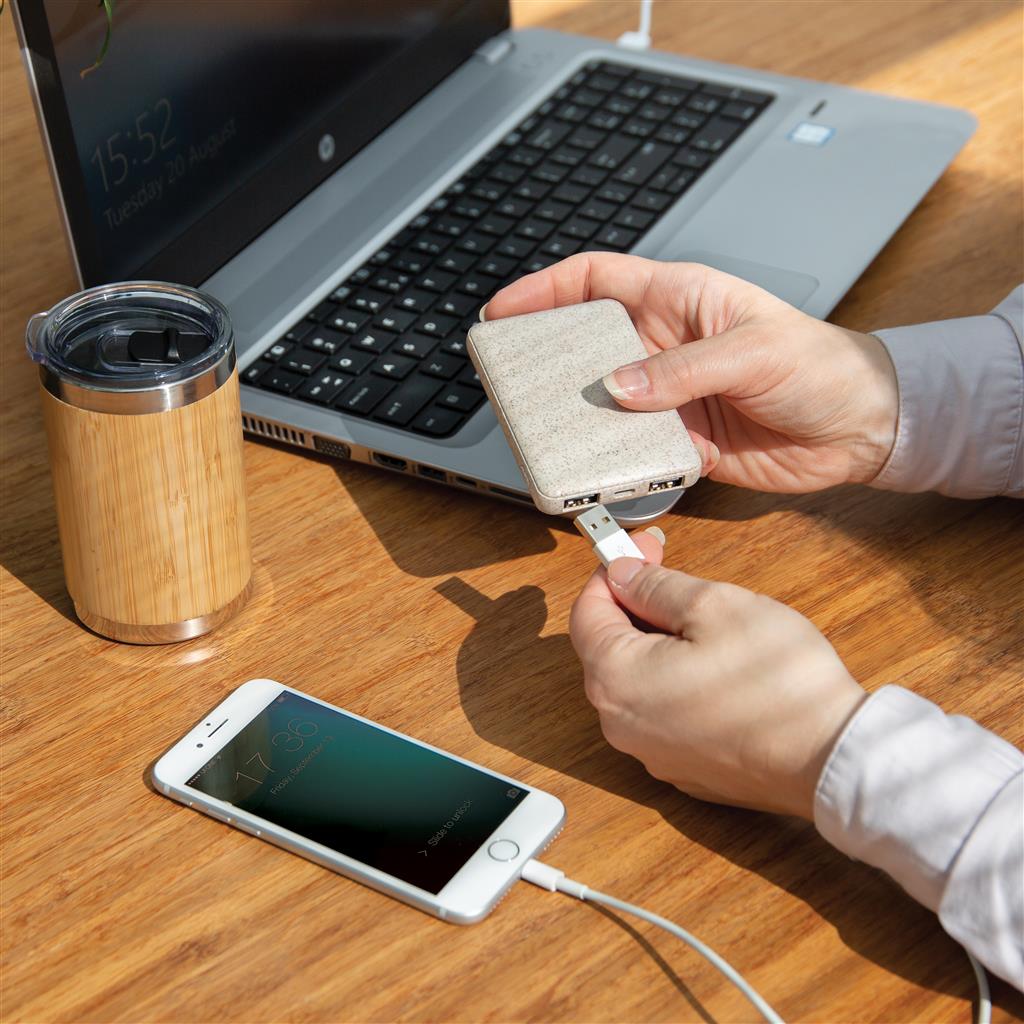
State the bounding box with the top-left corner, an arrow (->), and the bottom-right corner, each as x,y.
871,286 -> 1023,498
815,685 -> 1024,989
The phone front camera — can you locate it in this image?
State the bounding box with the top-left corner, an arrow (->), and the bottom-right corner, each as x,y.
197,742 -> 204,747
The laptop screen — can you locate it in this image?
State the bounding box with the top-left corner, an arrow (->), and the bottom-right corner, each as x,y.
18,0 -> 508,286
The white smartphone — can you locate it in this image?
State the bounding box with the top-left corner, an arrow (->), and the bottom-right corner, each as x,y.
152,679 -> 565,924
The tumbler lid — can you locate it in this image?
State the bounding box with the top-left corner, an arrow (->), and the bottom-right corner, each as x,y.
26,281 -> 234,414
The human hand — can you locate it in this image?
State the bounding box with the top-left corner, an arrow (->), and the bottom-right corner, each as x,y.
485,253 -> 898,493
569,533 -> 867,818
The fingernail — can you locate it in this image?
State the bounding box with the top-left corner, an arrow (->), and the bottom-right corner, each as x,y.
478,304 -> 488,322
603,362 -> 650,400
644,525 -> 666,546
607,557 -> 644,590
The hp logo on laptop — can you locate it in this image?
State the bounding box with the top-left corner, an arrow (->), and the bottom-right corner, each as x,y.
318,133 -> 336,163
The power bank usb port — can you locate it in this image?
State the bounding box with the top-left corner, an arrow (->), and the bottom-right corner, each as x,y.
649,477 -> 683,492
564,495 -> 598,509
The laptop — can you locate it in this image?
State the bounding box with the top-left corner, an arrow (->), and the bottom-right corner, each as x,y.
13,1 -> 974,524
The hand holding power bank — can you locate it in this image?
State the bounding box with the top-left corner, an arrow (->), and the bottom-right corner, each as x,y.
467,300 -> 701,515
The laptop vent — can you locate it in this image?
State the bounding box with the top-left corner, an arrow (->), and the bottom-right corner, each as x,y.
242,415 -> 306,447
312,437 -> 352,461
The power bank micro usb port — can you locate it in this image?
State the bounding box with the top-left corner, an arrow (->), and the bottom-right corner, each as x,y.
649,477 -> 683,492
564,495 -> 598,509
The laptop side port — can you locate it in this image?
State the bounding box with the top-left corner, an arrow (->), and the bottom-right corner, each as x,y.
564,495 -> 598,509
418,465 -> 447,482
312,437 -> 352,460
649,477 -> 683,492
454,476 -> 478,488
489,486 -> 533,504
372,453 -> 408,471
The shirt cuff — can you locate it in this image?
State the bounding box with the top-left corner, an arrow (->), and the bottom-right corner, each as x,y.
814,685 -> 1024,912
871,288 -> 1024,498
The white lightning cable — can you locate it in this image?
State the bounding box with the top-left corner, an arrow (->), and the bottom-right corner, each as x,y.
967,951 -> 992,1024
521,857 -> 785,1023
617,0 -> 653,50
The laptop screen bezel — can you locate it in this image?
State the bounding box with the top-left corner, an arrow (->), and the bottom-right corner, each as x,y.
13,0 -> 510,288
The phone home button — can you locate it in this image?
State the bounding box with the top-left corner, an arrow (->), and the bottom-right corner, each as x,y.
487,839 -> 520,862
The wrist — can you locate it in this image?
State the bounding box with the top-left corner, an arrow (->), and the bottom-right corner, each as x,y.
837,327 -> 899,485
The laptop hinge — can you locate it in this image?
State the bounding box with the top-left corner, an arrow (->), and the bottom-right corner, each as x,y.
474,35 -> 515,65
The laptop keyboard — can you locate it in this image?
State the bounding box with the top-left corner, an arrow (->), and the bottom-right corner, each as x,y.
243,60 -> 773,437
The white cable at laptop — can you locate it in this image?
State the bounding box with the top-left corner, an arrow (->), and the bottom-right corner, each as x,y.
617,0 -> 653,49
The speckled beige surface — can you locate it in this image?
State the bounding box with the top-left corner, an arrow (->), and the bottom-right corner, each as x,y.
468,300 -> 701,514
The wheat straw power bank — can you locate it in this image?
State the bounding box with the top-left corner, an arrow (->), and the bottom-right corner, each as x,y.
467,300 -> 701,515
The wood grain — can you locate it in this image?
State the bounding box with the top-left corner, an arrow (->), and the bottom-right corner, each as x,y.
41,372 -> 251,638
2,2 -> 1022,1022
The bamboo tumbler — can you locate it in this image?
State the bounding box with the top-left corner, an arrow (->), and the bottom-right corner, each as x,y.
27,282 -> 252,644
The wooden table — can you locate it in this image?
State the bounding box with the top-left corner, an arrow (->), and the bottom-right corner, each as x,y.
2,2 -> 1022,1021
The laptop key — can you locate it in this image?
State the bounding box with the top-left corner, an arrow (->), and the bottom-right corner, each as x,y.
261,368 -> 304,394
478,214 -> 516,236
376,310 -> 417,333
441,336 -> 469,357
391,334 -> 436,359
671,110 -> 706,131
656,126 -> 692,146
562,216 -> 601,239
535,199 -> 574,222
374,375 -> 443,426
412,406 -> 463,437
614,208 -> 656,231
568,127 -> 604,150
589,134 -> 638,170
422,353 -> 464,380
542,236 -> 581,257
521,254 -> 558,274
604,96 -> 637,117
595,182 -> 635,204
299,372 -> 349,405
457,362 -> 483,388
416,313 -> 458,337
528,120 -> 573,150
394,252 -> 428,275
632,189 -> 674,212
579,198 -> 617,221
437,385 -> 484,413
349,291 -> 388,315
702,83 -> 772,105
306,300 -> 336,322
673,148 -> 713,170
594,225 -> 638,250
516,219 -> 555,240
262,341 -> 293,362
335,377 -> 395,416
331,312 -> 370,334
304,328 -> 346,355
284,322 -> 313,343
328,286 -> 353,303
495,237 -> 536,259
470,181 -> 506,203
495,196 -> 533,218
349,330 -> 390,353
331,349 -> 375,374
479,255 -> 517,278
721,100 -> 760,122
489,164 -> 525,185
691,116 -> 742,152
688,95 -> 720,114
373,272 -> 411,294
613,141 -> 673,186
419,270 -> 457,293
437,251 -> 477,275
396,290 -> 435,314
451,197 -> 489,219
372,354 -> 417,380
457,232 -> 494,255
570,165 -> 607,187
533,161 -> 570,182
242,360 -> 273,384
555,103 -> 589,124
438,292 -> 477,318
512,180 -> 550,201
552,182 -> 590,204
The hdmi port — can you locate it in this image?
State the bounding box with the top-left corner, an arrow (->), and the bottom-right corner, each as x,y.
373,453 -> 408,471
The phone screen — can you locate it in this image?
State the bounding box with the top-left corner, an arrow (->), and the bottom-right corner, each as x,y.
186,691 -> 526,894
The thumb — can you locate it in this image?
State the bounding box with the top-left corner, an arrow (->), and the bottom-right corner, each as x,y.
604,558 -> 724,637
602,327 -> 760,411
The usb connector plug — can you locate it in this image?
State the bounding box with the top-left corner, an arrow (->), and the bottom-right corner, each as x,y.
574,505 -> 645,567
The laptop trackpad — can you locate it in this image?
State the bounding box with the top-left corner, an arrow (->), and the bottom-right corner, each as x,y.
653,248 -> 820,309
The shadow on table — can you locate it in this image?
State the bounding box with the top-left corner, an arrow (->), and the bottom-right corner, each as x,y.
674,480 -> 1023,656
331,460 -> 562,577
436,520 -> 1021,1013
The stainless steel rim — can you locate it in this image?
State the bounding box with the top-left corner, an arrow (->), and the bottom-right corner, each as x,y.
40,348 -> 236,414
74,574 -> 253,644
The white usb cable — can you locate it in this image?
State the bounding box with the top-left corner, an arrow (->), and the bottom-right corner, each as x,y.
521,858 -> 785,1023
617,0 -> 653,50
568,505 -> 993,1024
